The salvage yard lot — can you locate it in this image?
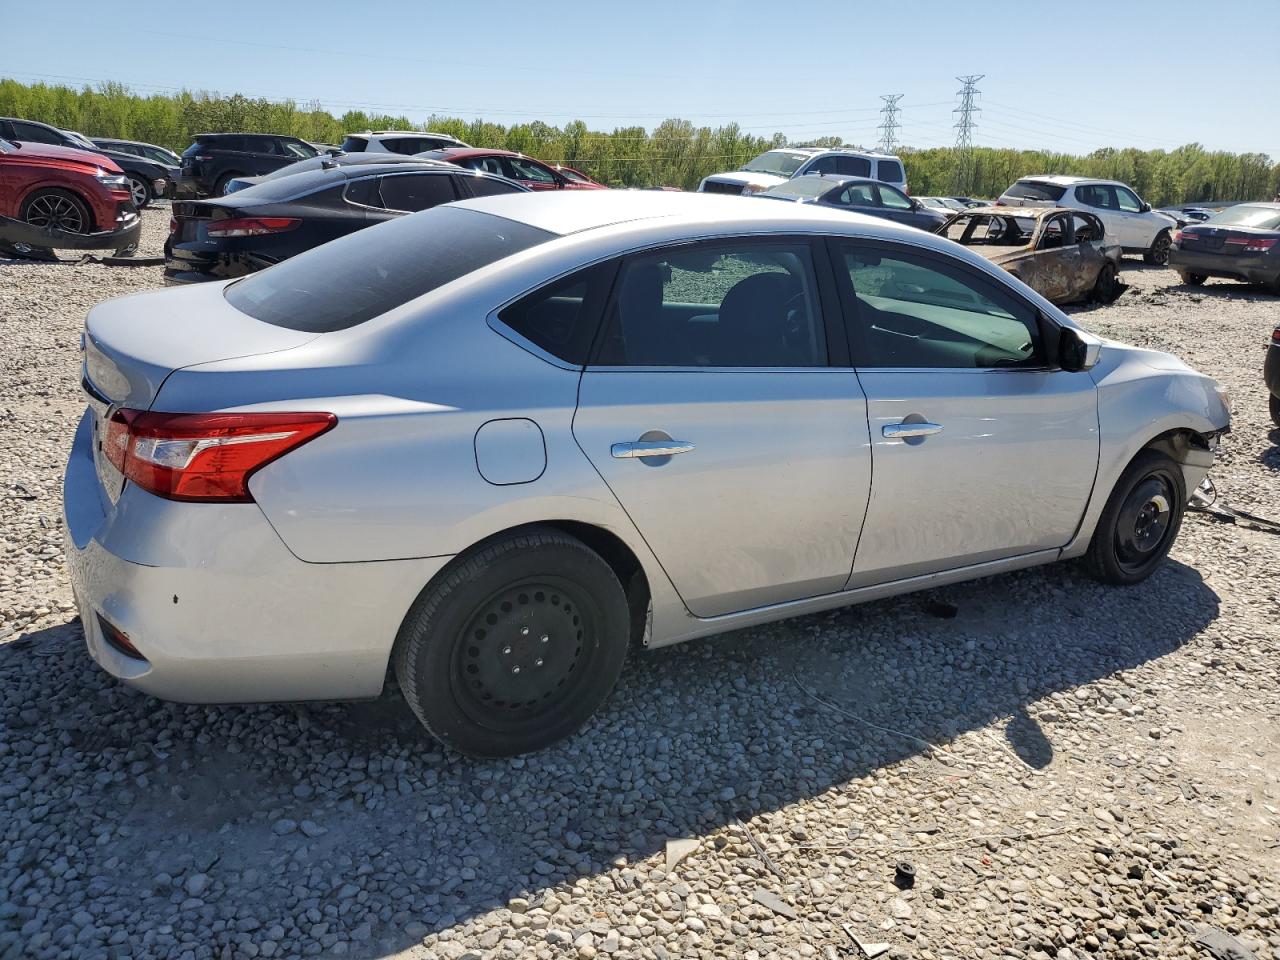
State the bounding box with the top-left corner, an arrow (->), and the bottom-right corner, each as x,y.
1,207 -> 1278,960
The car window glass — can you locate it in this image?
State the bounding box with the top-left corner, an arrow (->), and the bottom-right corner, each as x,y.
13,122 -> 63,145
458,174 -> 522,197
461,156 -> 505,176
876,160 -> 904,182
499,263 -> 615,365
506,157 -> 557,183
381,138 -> 417,155
834,156 -> 872,177
344,177 -> 381,207
840,244 -> 1041,369
282,141 -> 311,159
376,173 -> 458,212
240,136 -> 276,154
1115,186 -> 1142,213
595,242 -> 826,367
837,183 -> 877,206
340,136 -> 367,153
1005,180 -> 1067,202
805,156 -> 838,175
877,185 -> 913,210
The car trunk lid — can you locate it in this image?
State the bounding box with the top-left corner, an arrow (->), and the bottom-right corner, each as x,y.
1179,225 -> 1277,257
82,283 -> 319,500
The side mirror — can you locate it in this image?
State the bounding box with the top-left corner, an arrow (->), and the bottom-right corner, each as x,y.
1140,202 -> 1151,213
1058,326 -> 1102,372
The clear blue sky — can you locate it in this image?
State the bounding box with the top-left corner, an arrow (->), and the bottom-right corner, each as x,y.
3,0 -> 1277,159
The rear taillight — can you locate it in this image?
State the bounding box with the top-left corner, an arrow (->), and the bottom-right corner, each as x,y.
1173,229 -> 1189,243
168,216 -> 178,236
105,409 -> 336,502
1224,236 -> 1278,253
206,217 -> 301,238
97,613 -> 145,661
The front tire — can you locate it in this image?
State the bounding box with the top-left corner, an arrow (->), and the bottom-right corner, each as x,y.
393,528 -> 630,757
127,175 -> 152,209
21,188 -> 92,235
1143,230 -> 1172,265
1086,449 -> 1186,585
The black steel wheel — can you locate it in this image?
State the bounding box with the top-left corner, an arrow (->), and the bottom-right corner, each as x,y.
1144,230 -> 1172,265
21,188 -> 91,234
394,527 -> 630,757
1086,449 -> 1185,585
127,175 -> 152,209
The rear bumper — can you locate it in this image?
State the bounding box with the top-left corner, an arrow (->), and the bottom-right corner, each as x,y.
163,239 -> 274,283
0,212 -> 140,252
63,409 -> 452,703
1169,247 -> 1280,284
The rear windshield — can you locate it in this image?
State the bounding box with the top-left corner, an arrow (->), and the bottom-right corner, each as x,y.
1005,179 -> 1067,202
227,167 -> 339,200
1207,205 -> 1280,230
340,136 -> 368,152
224,206 -> 553,331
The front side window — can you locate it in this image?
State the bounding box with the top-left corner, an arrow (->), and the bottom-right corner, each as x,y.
376,173 -> 458,212
1072,214 -> 1103,242
877,185 -> 913,210
506,157 -> 557,183
12,122 -> 64,145
498,263 -> 615,365
460,155 -> 506,176
459,174 -> 523,198
1114,186 -> 1142,213
282,140 -> 313,160
1037,214 -> 1071,249
839,244 -> 1041,369
595,242 -> 826,367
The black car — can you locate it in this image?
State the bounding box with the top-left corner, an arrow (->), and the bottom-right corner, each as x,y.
1169,202 -> 1280,294
222,152 -> 450,194
176,133 -> 320,199
164,161 -> 526,283
91,137 -> 182,168
757,175 -> 949,232
0,118 -> 176,208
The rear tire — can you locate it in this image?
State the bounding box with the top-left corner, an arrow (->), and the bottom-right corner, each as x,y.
1143,230 -> 1172,265
1270,392 -> 1280,427
1178,270 -> 1207,286
1092,263 -> 1120,303
213,173 -> 240,197
393,527 -> 630,757
1085,449 -> 1186,585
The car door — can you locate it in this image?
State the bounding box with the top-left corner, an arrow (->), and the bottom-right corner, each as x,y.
503,156 -> 563,191
876,184 -> 934,230
571,237 -> 872,617
1029,212 -> 1084,303
1074,185 -> 1127,246
1112,184 -> 1156,248
832,240 -> 1099,586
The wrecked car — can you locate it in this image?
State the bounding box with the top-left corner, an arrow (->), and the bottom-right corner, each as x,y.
936,207 -> 1123,305
0,138 -> 140,259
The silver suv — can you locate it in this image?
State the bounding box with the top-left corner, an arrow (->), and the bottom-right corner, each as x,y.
699,146 -> 907,196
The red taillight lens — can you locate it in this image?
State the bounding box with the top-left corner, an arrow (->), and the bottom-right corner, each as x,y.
206,217 -> 301,238
168,216 -> 178,236
105,409 -> 336,502
97,613 -> 145,661
1173,229 -> 1187,243
1224,236 -> 1278,253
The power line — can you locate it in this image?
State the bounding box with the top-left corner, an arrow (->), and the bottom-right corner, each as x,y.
878,95 -> 903,153
952,74 -> 983,193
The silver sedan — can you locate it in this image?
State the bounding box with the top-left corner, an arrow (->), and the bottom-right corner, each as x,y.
64,191 -> 1231,757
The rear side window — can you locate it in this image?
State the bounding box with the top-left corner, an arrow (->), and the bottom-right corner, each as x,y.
376,173 -> 458,211
340,136 -> 368,152
225,207 -> 553,332
381,137 -> 422,155
835,156 -> 872,177
203,136 -> 244,152
1005,179 -> 1067,202
498,263 -> 616,364
876,160 -> 903,182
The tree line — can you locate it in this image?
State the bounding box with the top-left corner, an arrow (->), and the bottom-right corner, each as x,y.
2,78 -> 1277,203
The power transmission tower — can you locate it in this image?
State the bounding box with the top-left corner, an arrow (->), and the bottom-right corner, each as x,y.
952,74 -> 983,194
877,94 -> 903,153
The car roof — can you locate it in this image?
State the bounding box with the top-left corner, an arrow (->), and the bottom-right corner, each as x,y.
1012,175 -> 1117,187
761,146 -> 901,160
453,189 -> 928,238
354,130 -> 462,138
425,147 -> 520,160
194,132 -> 299,140
955,205 -> 1097,219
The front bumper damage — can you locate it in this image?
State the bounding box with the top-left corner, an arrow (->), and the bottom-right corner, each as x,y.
0,212 -> 141,259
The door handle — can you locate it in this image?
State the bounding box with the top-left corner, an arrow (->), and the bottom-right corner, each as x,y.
611,440 -> 695,459
882,421 -> 943,439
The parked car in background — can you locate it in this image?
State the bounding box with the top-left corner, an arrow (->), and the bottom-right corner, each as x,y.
1169,202 -> 1280,293
998,176 -> 1176,264
1266,320 -> 1280,425
176,133 -> 319,198
67,190 -> 1230,757
222,152 -> 452,194
340,131 -> 469,155
420,148 -> 606,190
758,175 -> 947,231
0,119 -> 174,208
0,139 -> 139,256
698,147 -> 907,196
164,162 -> 524,283
553,165 -> 602,187
918,196 -> 967,213
91,138 -> 182,168
937,207 -> 1124,305
950,196 -> 984,208
1158,206 -> 1213,226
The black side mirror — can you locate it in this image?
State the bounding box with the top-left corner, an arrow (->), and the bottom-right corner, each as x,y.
1140,202 -> 1151,212
1058,325 -> 1102,372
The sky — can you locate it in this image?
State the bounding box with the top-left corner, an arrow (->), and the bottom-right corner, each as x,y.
3,0 -> 1277,159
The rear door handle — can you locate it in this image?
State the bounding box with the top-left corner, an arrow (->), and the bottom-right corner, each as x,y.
882,421 -> 943,439
611,440 -> 695,459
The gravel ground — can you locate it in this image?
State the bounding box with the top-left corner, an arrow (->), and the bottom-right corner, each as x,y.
1,208 -> 1277,960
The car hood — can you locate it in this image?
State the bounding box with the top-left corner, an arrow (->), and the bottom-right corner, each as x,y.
97,149 -> 176,177
701,170 -> 789,189
2,141 -> 121,173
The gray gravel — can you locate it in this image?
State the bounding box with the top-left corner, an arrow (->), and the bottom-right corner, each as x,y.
1,214 -> 1277,960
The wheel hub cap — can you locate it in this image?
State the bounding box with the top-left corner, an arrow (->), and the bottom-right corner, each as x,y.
1116,477 -> 1172,563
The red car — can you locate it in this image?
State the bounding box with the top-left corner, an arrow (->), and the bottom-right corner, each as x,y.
419,148 -> 606,191
0,139 -> 140,255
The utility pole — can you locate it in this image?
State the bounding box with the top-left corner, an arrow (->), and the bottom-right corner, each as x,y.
952,74 -> 983,194
877,94 -> 903,154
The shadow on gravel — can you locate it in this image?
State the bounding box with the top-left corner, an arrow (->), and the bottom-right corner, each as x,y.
0,558 -> 1218,958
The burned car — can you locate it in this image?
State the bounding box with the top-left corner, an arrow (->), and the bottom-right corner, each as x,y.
937,207 -> 1124,305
